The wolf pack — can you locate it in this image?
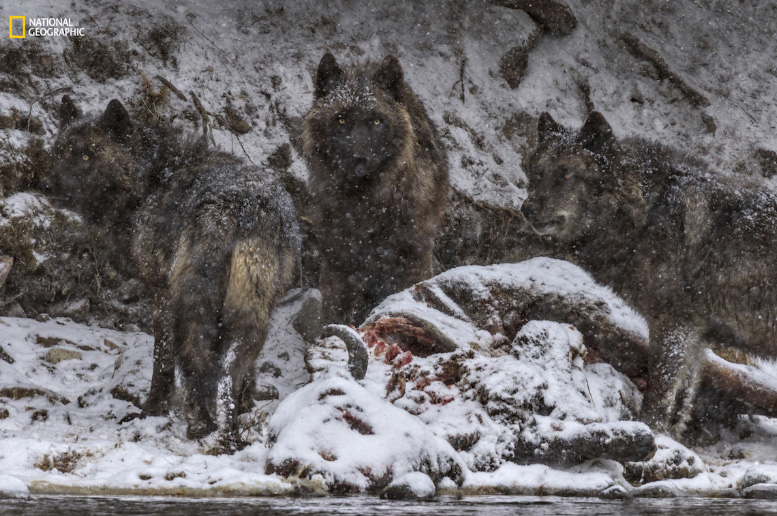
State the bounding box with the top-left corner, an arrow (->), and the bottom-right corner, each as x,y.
39,51 -> 777,454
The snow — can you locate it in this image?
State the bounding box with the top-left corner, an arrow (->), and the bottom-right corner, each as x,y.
0,474 -> 29,499
3,0 -> 777,501
1,264 -> 777,497
266,373 -> 464,492
463,463 -> 618,496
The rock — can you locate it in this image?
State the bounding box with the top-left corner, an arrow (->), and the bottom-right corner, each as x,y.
491,0 -> 577,35
0,475 -> 29,499
5,302 -> 26,318
755,148 -> 777,179
632,482 -> 681,498
500,45 -> 530,89
36,335 -> 77,347
55,298 -> 89,318
45,347 -> 82,364
743,483 -> 777,499
623,435 -> 705,486
253,383 -> 279,401
30,408 -> 48,422
0,386 -> 70,404
0,345 -> 13,364
0,408 -> 8,419
738,464 -> 777,491
701,113 -> 717,135
292,290 -> 323,343
512,421 -> 656,466
380,472 -> 436,500
598,485 -> 629,499
109,385 -> 142,407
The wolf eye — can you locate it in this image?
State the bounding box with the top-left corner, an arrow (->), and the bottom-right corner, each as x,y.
564,173 -> 571,179
374,119 -> 381,125
82,154 -> 89,161
336,115 -> 346,125
56,153 -> 62,160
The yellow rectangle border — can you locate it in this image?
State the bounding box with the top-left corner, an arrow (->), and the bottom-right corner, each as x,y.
9,16 -> 25,39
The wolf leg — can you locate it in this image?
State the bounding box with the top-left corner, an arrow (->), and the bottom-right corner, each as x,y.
144,292 -> 176,416
216,239 -> 295,449
640,319 -> 705,435
168,229 -> 232,440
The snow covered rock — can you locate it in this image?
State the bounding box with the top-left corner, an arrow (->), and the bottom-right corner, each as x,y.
380,472 -> 436,500
0,474 -> 29,499
743,483 -> 777,500
623,435 -> 704,486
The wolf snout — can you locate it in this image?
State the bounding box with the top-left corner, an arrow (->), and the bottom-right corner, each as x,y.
351,154 -> 370,179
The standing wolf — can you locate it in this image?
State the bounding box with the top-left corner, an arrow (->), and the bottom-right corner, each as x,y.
302,53 -> 449,325
47,97 -> 300,449
521,111 -> 777,437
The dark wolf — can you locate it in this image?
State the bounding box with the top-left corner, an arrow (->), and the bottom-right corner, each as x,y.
302,53 -> 449,325
46,96 -> 300,449
520,110 -> 777,438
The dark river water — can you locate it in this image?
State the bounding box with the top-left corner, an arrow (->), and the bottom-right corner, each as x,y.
4,495 -> 777,515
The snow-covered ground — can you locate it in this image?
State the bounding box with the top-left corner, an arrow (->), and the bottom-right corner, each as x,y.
3,259 -> 777,498
3,0 -> 777,500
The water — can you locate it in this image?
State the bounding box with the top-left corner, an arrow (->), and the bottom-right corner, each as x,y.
5,495 -> 777,516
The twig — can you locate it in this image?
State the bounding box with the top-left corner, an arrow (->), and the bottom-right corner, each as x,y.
450,56 -> 467,103
27,86 -> 72,132
232,132 -> 256,166
155,75 -> 187,101
621,32 -> 710,108
737,102 -> 757,124
190,91 -> 216,146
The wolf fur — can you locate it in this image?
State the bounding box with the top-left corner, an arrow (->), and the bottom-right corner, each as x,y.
521,110 -> 777,437
47,96 -> 300,449
302,53 -> 449,325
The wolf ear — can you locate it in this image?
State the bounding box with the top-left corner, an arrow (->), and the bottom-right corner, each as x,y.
578,111 -> 615,156
537,112 -> 564,146
315,53 -> 343,98
99,99 -> 132,141
374,55 -> 404,100
60,95 -> 81,128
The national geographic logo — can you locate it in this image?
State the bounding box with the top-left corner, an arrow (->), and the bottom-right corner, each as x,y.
9,16 -> 86,38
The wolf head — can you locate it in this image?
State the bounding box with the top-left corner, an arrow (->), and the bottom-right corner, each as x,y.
44,96 -> 144,222
521,111 -> 645,241
303,53 -> 414,188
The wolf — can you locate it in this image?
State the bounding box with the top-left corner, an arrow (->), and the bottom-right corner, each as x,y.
46,96 -> 300,449
520,110 -> 777,439
302,53 -> 449,326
